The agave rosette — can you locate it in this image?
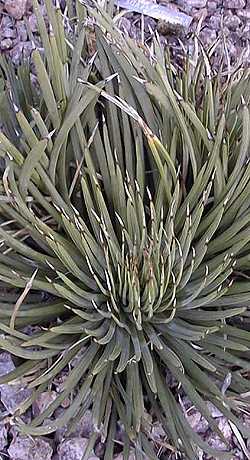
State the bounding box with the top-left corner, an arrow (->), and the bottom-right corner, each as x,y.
0,2 -> 250,459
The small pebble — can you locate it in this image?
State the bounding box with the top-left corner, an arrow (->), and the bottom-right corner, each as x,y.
4,0 -> 27,20
16,20 -> 28,42
9,43 -> 24,65
33,391 -> 58,418
207,402 -> 224,418
238,9 -> 250,19
200,26 -> 217,44
224,13 -> 242,29
209,14 -> 222,30
2,27 -> 16,38
242,23 -> 250,36
8,436 -> 53,460
207,0 -> 218,10
1,38 -> 13,50
28,13 -> 38,32
223,0 -> 246,8
185,0 -> 207,7
1,15 -> 14,29
0,424 -> 8,451
58,438 -> 98,460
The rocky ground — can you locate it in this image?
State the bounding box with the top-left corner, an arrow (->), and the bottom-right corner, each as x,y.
0,0 -> 250,459
0,0 -> 249,66
0,351 -> 249,460
0,351 -> 249,459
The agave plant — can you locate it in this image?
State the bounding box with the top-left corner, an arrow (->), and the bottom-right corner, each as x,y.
0,1 -> 250,459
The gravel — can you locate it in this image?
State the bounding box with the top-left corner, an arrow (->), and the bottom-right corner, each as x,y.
2,350 -> 248,459
0,423 -> 8,451
0,353 -> 31,415
0,0 -> 249,67
57,437 -> 98,460
8,436 -> 53,460
0,0 -> 42,65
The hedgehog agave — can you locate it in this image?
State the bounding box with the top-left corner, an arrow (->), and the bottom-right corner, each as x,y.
0,2 -> 250,459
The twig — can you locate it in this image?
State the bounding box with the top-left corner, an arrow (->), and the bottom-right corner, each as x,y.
10,268 -> 38,330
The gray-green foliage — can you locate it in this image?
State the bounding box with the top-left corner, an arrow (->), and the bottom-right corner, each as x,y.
0,1 -> 250,458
